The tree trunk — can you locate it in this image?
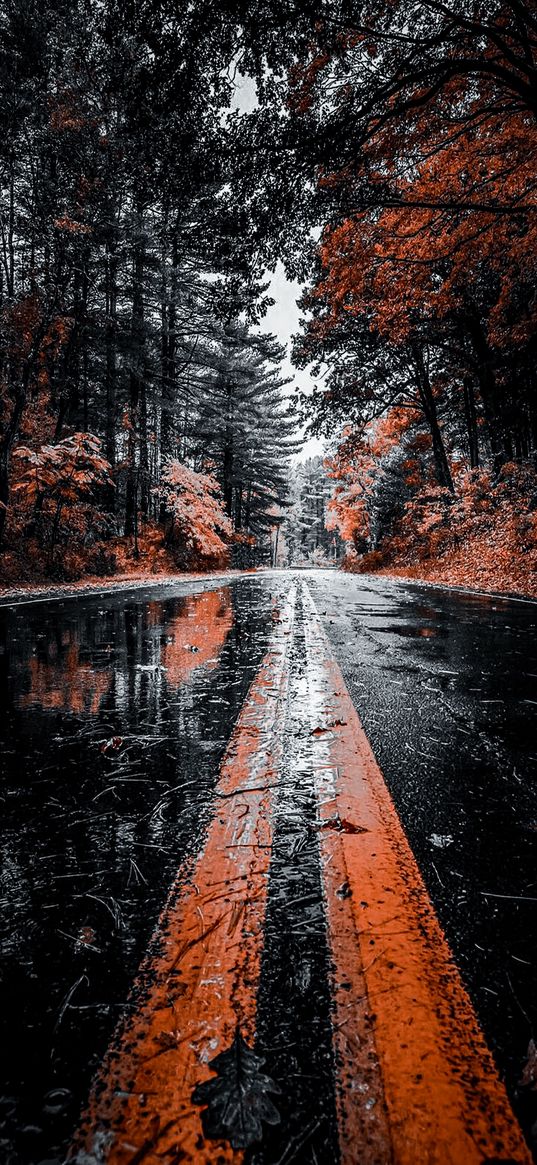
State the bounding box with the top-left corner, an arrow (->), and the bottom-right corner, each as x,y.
105,238 -> 118,512
235,485 -> 243,529
463,377 -> 480,469
223,377 -> 234,516
125,197 -> 145,539
0,377 -> 30,548
463,311 -> 508,469
161,227 -> 178,468
413,347 -> 455,493
139,377 -> 150,519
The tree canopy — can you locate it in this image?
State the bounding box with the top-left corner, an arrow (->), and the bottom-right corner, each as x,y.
2,0 -> 537,590
0,0 -> 302,579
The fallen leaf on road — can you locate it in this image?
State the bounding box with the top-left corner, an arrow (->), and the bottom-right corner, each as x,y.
429,833 -> 454,848
192,1030 -> 281,1149
319,816 -> 368,835
520,1039 -> 537,1089
100,736 -> 123,754
311,720 -> 347,735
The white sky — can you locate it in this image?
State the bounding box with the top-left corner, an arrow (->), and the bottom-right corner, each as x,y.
230,74 -> 325,462
262,264 -> 324,461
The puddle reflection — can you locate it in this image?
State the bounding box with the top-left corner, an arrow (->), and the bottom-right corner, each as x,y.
12,587 -> 233,717
0,579 -> 276,1165
161,589 -> 233,687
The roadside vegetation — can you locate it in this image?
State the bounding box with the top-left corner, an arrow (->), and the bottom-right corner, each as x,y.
0,3 -> 299,586
280,1 -> 537,598
1,2 -> 537,597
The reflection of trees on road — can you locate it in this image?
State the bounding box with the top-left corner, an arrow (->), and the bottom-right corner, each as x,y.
20,641 -> 113,714
161,590 -> 233,688
13,588 -> 233,715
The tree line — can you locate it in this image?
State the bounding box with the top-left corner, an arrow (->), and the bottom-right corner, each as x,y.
0,0 -> 299,580
234,0 -> 537,586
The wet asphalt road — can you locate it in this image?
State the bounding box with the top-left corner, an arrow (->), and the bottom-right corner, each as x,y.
309,569 -> 537,1148
1,567 -> 537,1162
0,575 -> 289,1164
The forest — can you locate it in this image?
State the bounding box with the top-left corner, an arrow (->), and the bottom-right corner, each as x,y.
1,0 -> 537,594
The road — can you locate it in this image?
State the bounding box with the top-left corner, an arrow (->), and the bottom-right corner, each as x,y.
1,568 -> 536,1164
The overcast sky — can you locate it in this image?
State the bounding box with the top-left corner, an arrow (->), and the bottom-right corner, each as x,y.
261,265 -> 324,461
231,74 -> 324,462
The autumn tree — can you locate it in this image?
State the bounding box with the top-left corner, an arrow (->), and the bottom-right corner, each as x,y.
0,0 -> 301,579
12,432 -> 113,565
156,461 -> 232,567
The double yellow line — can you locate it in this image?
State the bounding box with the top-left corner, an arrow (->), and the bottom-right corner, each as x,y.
70,581 -> 530,1164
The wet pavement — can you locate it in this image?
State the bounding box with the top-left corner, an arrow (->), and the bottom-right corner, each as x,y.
1,568 -> 537,1163
0,577 -> 288,1164
309,570 -> 537,1152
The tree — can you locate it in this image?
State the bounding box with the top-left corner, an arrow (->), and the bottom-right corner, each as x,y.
156,460 -> 232,567
12,432 -> 113,564
186,320 -> 301,559
325,411 -> 446,553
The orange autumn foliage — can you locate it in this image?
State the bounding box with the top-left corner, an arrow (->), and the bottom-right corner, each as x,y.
156,461 -> 233,567
53,216 -> 92,234
325,401 -> 537,598
334,446 -> 537,598
326,409 -> 435,550
316,98 -> 537,349
13,432 -> 112,509
12,433 -> 113,567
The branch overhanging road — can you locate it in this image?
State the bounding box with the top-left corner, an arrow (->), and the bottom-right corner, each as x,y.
67,575 -> 531,1165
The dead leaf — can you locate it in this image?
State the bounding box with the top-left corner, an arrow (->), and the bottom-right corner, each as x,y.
126,1116 -> 176,1165
319,816 -> 368,835
78,926 -> 96,945
100,736 -> 123,754
520,1039 -> 537,1089
192,1031 -> 281,1149
311,720 -> 347,735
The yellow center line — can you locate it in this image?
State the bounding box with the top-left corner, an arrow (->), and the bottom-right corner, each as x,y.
69,586 -> 296,1165
301,582 -> 531,1164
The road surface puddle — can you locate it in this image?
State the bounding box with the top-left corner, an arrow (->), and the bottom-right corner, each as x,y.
0,578 -> 282,1164
1,572 -> 535,1164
